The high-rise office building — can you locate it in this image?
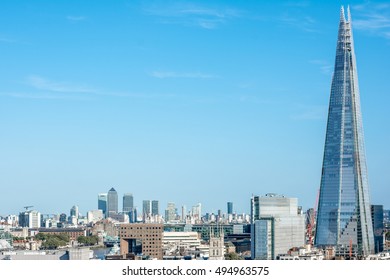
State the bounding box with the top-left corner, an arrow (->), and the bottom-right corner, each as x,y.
142,200 -> 151,220
384,210 -> 390,224
191,203 -> 202,220
315,7 -> 375,257
69,205 -> 79,225
371,205 -> 384,253
251,194 -> 305,260
70,205 -> 79,218
87,210 -> 104,223
123,193 -> 134,213
98,193 -> 107,217
251,196 -> 260,223
181,205 -> 187,222
152,200 -> 159,216
59,213 -> 67,223
129,207 -> 138,223
18,210 -> 41,228
165,202 -> 176,222
217,209 -> 222,220
227,202 -> 233,215
106,188 -> 118,218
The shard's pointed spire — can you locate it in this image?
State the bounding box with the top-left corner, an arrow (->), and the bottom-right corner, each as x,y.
340,5 -> 346,22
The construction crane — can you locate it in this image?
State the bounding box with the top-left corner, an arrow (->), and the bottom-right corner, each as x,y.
23,206 -> 34,211
307,189 -> 320,246
349,238 -> 353,259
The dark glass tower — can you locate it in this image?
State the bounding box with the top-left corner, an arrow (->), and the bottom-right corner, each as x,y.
152,200 -> 159,216
107,187 -> 118,218
371,205 -> 384,253
315,7 -> 374,257
123,193 -> 134,213
98,193 -> 107,217
227,202 -> 233,215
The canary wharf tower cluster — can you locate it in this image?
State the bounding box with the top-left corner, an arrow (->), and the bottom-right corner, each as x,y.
315,6 -> 375,257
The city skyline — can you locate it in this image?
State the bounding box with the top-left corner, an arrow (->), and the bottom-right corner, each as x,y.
1,1 -> 390,216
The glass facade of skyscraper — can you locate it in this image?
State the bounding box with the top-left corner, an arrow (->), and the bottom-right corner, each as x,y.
251,219 -> 273,260
98,193 -> 107,217
371,205 -> 384,253
106,188 -> 118,218
143,200 -> 151,216
315,7 -> 374,257
227,202 -> 233,215
152,200 -> 159,216
123,193 -> 134,213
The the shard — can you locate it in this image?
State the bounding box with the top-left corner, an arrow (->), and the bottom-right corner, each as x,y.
315,6 -> 374,257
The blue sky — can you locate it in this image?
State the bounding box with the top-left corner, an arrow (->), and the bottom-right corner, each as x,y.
1,0 -> 389,216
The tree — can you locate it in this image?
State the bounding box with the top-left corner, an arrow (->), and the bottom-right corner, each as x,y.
77,236 -> 87,244
89,235 -> 98,245
57,233 -> 70,242
77,235 -> 98,246
12,236 -> 26,241
36,233 -> 69,249
224,252 -> 242,260
34,233 -> 46,241
42,238 -> 61,249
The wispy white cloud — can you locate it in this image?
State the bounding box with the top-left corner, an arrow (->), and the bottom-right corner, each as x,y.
278,13 -> 317,32
144,2 -> 242,29
197,18 -> 224,29
176,7 -> 239,18
352,3 -> 390,39
2,75 -> 178,100
290,104 -> 327,121
0,35 -> 32,46
26,75 -> 96,93
2,91 -> 176,100
309,59 -> 333,75
353,3 -> 390,11
353,14 -> 390,30
66,15 -> 87,22
284,1 -> 311,8
147,5 -> 241,18
150,71 -> 217,79
237,82 -> 255,89
1,92 -> 88,100
273,1 -> 319,33
0,37 -> 14,43
114,92 -> 177,99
